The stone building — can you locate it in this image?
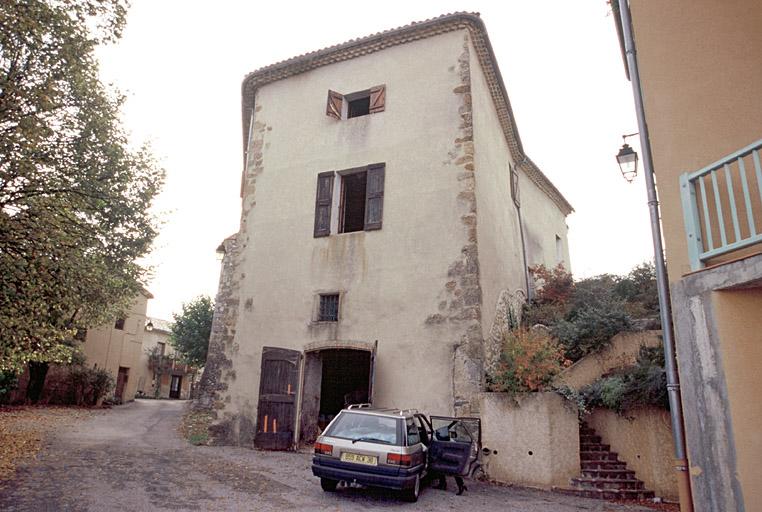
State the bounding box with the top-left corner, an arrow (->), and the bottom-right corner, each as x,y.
199,13 -> 572,449
614,1 -> 762,510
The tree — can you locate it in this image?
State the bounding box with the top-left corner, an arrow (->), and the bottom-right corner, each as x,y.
0,0 -> 164,375
170,296 -> 214,367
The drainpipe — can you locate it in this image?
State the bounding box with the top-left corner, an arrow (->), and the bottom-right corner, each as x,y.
516,159 -> 531,299
617,1 -> 694,510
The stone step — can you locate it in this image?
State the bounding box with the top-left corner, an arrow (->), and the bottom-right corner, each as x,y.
553,486 -> 656,501
580,451 -> 619,461
581,460 -> 627,471
581,468 -> 636,480
580,443 -> 611,452
579,427 -> 596,436
571,477 -> 644,491
579,434 -> 602,444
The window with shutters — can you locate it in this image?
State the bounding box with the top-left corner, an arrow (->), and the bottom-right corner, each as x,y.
313,163 -> 385,237
326,85 -> 385,120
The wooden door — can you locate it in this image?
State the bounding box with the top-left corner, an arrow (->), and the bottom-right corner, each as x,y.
254,347 -> 301,450
115,367 -> 129,401
169,375 -> 181,399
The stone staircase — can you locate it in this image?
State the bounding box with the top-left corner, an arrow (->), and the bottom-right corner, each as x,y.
553,422 -> 655,501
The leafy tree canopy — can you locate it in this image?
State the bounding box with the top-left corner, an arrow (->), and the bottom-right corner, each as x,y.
0,0 -> 164,372
170,296 -> 214,368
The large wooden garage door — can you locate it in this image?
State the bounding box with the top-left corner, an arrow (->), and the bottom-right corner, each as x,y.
254,347 -> 301,450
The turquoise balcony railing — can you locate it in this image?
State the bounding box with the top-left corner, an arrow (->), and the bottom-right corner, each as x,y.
681,139 -> 762,270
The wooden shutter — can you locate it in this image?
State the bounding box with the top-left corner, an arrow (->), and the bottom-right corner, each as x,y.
369,84 -> 386,114
364,164 -> 385,231
326,90 -> 343,120
314,171 -> 334,237
254,347 -> 301,450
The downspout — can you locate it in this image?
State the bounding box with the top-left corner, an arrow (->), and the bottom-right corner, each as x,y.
617,1 -> 694,510
516,159 -> 531,299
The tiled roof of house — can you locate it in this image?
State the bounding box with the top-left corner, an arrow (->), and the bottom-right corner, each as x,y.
240,12 -> 573,215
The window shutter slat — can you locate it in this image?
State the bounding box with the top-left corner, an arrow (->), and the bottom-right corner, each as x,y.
369,85 -> 386,114
364,164 -> 385,231
314,172 -> 334,237
326,90 -> 343,120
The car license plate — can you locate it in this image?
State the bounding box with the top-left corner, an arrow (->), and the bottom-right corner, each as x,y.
341,452 -> 378,466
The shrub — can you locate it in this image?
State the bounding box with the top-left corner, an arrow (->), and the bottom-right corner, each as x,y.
580,345 -> 668,414
0,371 -> 18,404
68,366 -> 114,406
486,327 -> 570,393
552,299 -> 632,361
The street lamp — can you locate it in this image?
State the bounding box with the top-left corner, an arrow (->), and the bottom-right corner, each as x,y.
616,133 -> 639,182
145,320 -> 154,332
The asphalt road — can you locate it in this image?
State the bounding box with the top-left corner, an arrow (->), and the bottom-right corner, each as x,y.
0,399 -> 657,511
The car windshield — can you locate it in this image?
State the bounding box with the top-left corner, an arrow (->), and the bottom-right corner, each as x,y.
325,412 -> 400,445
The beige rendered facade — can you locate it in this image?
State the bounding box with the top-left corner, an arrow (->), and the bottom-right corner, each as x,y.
618,2 -> 762,511
199,13 -> 572,449
136,318 -> 194,400
80,292 -> 151,402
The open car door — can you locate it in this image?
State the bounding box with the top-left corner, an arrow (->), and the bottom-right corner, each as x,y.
428,416 -> 481,477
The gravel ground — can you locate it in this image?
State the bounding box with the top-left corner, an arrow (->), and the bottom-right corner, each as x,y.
0,399 -> 658,511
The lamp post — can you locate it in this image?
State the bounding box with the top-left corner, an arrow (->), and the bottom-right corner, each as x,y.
145,320 -> 154,332
616,133 -> 639,182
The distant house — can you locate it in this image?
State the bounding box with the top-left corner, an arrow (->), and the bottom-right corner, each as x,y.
79,291 -> 153,402
199,13 -> 572,449
136,318 -> 195,400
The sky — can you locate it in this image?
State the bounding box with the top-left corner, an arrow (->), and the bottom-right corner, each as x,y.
96,1 -> 651,320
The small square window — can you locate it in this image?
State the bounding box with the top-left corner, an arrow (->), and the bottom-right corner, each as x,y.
114,318 -> 126,330
318,294 -> 339,322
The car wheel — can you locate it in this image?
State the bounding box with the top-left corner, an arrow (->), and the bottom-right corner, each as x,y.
320,478 -> 339,492
402,474 -> 420,502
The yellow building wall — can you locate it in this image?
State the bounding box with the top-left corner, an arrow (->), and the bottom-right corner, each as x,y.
80,294 -> 149,401
631,0 -> 762,279
712,287 -> 762,510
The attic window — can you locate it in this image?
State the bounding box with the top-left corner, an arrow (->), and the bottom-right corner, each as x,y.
348,96 -> 370,118
326,85 -> 385,120
114,318 -> 125,330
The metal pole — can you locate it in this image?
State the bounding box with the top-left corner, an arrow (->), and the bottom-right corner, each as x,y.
617,1 -> 694,510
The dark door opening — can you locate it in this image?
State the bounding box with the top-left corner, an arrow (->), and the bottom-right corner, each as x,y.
115,367 -> 129,402
318,349 -> 371,430
169,375 -> 182,399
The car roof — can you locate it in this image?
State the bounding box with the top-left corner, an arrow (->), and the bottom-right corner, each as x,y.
341,406 -> 419,418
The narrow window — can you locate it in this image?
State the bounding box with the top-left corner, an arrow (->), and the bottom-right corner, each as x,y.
340,171 -> 367,233
157,342 -> 166,357
318,294 -> 340,322
555,235 -> 563,264
114,318 -> 126,330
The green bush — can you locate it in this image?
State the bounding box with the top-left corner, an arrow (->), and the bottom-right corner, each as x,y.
552,300 -> 632,361
523,262 -> 657,362
68,366 -> 114,406
0,370 -> 19,404
580,345 -> 668,414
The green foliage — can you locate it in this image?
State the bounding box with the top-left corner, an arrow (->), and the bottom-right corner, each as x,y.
0,0 -> 164,372
553,384 -> 590,416
523,263 -> 658,362
552,300 -> 631,361
170,296 -> 214,367
486,327 -> 570,394
0,370 -> 19,403
67,366 -> 114,406
580,345 -> 669,414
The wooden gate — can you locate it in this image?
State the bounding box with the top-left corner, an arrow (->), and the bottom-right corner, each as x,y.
115,367 -> 129,401
254,347 -> 301,450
